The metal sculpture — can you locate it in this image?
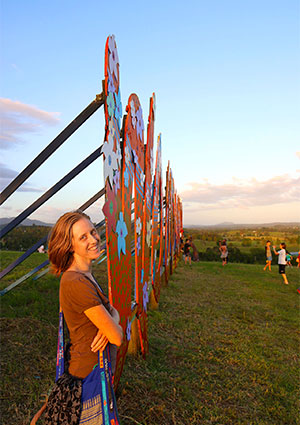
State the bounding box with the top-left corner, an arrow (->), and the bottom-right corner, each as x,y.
138,94 -> 155,356
150,133 -> 163,302
1,33 -> 184,394
122,92 -> 146,356
102,35 -> 131,388
101,35 -> 184,377
164,163 -> 171,283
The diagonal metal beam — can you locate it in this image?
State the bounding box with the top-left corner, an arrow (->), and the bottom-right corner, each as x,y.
0,147 -> 102,239
0,94 -> 104,205
0,260 -> 50,296
0,239 -> 49,281
0,190 -> 106,280
80,188 -> 105,211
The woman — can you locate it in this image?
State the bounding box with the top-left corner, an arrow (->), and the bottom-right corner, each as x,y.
263,240 -> 272,271
47,210 -> 123,421
273,242 -> 289,285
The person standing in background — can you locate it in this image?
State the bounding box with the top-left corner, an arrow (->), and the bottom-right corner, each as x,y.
183,238 -> 192,265
286,252 -> 293,267
273,243 -> 289,285
219,240 -> 228,266
296,251 -> 300,268
263,240 -> 272,271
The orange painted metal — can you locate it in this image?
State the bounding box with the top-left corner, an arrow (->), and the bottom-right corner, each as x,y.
164,163 -> 170,283
122,92 -> 146,352
137,94 -> 155,356
151,133 -> 163,302
103,35 -> 131,388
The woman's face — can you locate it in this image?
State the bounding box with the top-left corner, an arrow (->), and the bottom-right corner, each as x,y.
71,218 -> 101,264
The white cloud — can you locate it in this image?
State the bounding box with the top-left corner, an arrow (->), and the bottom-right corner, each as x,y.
0,98 -> 60,149
180,174 -> 300,211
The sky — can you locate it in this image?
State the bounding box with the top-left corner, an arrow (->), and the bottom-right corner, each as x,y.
1,0 -> 299,226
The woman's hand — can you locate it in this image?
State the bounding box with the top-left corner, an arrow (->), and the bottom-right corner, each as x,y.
91,330 -> 109,353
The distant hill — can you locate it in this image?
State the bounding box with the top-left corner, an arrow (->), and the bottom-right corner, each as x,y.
0,217 -> 53,227
185,222 -> 300,230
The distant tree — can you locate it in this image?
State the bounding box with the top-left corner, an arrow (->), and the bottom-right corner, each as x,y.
1,226 -> 50,251
250,248 -> 266,264
242,238 -> 252,247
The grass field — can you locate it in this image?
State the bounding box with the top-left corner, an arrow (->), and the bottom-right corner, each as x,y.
1,253 -> 299,424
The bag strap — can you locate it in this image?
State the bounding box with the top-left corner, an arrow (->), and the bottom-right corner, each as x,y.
85,273 -> 111,313
55,306 -> 65,381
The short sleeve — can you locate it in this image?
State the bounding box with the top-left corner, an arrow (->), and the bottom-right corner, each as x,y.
61,273 -> 102,314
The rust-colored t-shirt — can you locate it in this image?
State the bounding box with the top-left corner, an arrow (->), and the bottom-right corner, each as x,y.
60,271 -> 115,379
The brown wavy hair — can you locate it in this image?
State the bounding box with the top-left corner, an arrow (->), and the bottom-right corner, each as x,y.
48,210 -> 91,276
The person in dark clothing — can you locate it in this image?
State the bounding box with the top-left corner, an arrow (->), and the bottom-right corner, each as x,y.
183,238 -> 191,265
189,237 -> 199,262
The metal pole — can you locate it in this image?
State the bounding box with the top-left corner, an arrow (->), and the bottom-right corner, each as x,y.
0,190 -> 106,280
0,147 -> 102,239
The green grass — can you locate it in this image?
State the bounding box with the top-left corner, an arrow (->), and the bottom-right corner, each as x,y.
0,251 -> 50,291
1,253 -> 299,424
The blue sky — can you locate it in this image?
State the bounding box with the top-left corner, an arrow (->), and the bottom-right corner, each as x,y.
1,0 -> 299,225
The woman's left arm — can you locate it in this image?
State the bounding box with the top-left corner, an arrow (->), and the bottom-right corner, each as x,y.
90,305 -> 121,352
85,304 -> 123,351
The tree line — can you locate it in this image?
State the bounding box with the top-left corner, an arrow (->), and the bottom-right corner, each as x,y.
198,245 -> 268,264
0,225 -> 50,251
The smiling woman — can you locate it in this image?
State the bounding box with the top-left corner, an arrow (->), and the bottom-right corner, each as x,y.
45,210 -> 123,423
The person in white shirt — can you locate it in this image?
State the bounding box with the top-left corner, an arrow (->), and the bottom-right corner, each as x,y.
273,243 -> 288,285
